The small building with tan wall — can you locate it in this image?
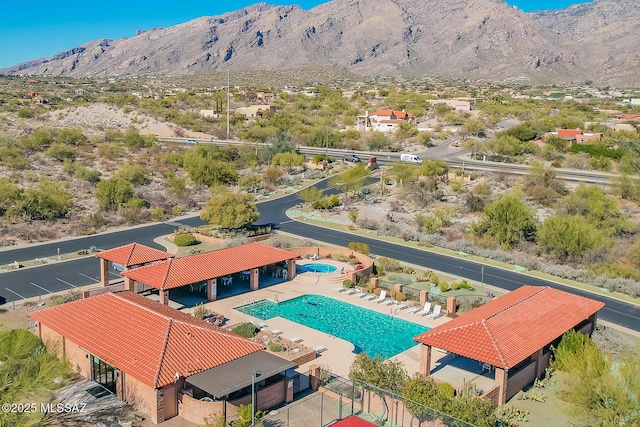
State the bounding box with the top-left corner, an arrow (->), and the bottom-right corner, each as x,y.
29,291 -> 295,424
414,286 -> 604,405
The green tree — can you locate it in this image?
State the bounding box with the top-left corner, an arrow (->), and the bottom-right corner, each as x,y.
200,191 -> 259,229
557,183 -> 634,235
8,179 -> 73,221
271,151 -> 304,173
56,128 -> 88,146
123,127 -> 156,148
116,164 -> 148,185
552,331 -> 640,426
461,118 -> 485,138
367,132 -> 393,151
349,352 -> 408,423
390,162 -> 415,187
183,157 -> 238,186
95,177 -> 135,210
329,164 -> 371,196
419,160 -> 449,179
297,186 -> 323,204
402,374 -> 446,423
45,143 -> 75,161
472,190 -> 536,248
0,178 -> 21,216
395,122 -> 418,140
538,215 -> 604,259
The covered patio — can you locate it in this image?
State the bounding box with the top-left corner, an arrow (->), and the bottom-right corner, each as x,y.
95,242 -> 174,287
414,285 -> 605,405
121,242 -> 298,306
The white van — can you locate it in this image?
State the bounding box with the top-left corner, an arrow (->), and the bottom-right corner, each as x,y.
400,153 -> 423,164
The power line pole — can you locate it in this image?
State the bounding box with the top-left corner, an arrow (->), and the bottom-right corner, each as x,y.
226,70 -> 230,141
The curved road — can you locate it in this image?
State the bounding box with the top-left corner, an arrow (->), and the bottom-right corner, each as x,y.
1,181 -> 639,333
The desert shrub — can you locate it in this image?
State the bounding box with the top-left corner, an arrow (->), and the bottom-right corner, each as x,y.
174,233 -> 198,247
459,280 -> 473,290
268,342 -> 285,352
49,289 -> 82,306
312,195 -> 340,209
171,206 -> 183,216
232,322 -> 257,338
356,216 -> 380,230
343,279 -> 355,288
331,252 -> 348,262
376,257 -> 401,272
347,241 -> 370,255
438,280 -> 449,293
150,207 -> 165,221
377,221 -> 402,238
451,281 -> 460,291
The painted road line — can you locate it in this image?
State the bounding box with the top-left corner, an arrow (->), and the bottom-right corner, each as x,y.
55,277 -> 77,288
31,282 -> 53,294
4,288 -> 25,299
77,273 -> 100,283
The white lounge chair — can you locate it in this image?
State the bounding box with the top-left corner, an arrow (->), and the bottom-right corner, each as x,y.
395,301 -> 410,310
416,303 -> 433,316
362,294 -> 377,301
289,337 -> 303,343
313,345 -> 327,353
409,302 -> 431,315
373,290 -> 388,303
334,286 -> 346,292
270,329 -> 283,335
426,305 -> 443,319
353,290 -> 366,298
381,298 -> 395,306
343,289 -> 356,295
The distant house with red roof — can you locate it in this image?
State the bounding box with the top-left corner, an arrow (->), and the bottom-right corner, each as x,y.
414,286 -> 604,405
357,109 -> 415,132
544,128 -> 602,144
30,291 -> 295,424
614,113 -> 640,120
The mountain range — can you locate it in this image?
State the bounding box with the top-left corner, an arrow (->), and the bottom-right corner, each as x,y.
2,0 -> 639,86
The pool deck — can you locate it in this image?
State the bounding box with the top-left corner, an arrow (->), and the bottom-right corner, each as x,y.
183,262 -> 451,379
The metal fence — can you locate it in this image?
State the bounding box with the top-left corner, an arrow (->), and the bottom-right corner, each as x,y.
262,372 -> 477,427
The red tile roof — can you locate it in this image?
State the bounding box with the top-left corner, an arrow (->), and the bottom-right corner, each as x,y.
333,416 -> 377,427
121,242 -> 296,290
414,286 -> 604,369
30,291 -> 264,388
615,113 -> 640,120
95,243 -> 173,267
557,129 -> 582,138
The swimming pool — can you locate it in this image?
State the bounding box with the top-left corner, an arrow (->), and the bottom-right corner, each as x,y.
235,294 -> 429,358
298,263 -> 338,273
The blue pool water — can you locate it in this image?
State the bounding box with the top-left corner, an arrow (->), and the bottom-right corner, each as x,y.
235,294 -> 429,358
298,263 -> 338,273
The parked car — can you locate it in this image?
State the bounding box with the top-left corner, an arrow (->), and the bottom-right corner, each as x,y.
185,139 -> 198,145
345,154 -> 362,163
400,153 -> 423,164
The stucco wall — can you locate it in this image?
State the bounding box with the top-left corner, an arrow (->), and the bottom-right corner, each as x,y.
179,394 -> 224,425
506,361 -> 537,401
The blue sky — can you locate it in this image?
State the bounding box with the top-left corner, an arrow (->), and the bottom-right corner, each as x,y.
0,0 -> 592,69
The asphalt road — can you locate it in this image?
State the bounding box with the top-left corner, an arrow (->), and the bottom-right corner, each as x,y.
1,180 -> 639,334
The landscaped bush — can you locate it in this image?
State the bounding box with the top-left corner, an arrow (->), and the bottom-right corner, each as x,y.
343,279 -> 355,288
268,342 -> 284,352
333,252 -> 349,262
49,289 -> 82,306
394,292 -> 406,302
438,280 -> 449,293
437,382 -> 456,398
232,322 -> 257,338
193,305 -> 209,320
348,241 -> 370,255
451,281 -> 460,291
376,257 -> 401,272
173,233 -> 199,247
